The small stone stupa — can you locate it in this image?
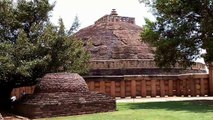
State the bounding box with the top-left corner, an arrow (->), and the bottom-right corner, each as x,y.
14,73 -> 116,119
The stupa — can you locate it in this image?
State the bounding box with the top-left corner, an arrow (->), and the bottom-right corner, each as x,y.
75,9 -> 206,75
76,9 -> 153,60
14,73 -> 116,119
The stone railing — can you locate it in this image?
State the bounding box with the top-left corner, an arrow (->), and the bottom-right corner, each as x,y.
84,73 -> 210,98
95,15 -> 135,25
89,59 -> 206,70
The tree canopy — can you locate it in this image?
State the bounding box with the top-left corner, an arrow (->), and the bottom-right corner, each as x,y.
0,0 -> 90,88
140,0 -> 213,68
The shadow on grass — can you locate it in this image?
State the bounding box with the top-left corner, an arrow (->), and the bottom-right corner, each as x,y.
118,100 -> 213,113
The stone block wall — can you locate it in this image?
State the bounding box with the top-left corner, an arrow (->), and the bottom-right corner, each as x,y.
15,92 -> 116,119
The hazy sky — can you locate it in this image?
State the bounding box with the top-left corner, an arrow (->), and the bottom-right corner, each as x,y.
49,0 -> 155,30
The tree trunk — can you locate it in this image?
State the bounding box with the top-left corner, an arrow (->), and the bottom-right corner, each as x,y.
0,86 -> 13,110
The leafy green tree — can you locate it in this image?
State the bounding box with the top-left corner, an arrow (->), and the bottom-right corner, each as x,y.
0,0 -> 90,109
140,0 -> 213,68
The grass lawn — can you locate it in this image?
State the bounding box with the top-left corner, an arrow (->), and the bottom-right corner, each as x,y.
39,100 -> 213,120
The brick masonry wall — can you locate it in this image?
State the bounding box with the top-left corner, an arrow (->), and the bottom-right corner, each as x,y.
14,92 -> 116,119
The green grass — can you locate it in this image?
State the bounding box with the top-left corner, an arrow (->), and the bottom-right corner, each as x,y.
39,100 -> 213,120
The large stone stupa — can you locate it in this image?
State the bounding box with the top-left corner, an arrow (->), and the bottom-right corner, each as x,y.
75,9 -> 206,75
76,9 -> 153,60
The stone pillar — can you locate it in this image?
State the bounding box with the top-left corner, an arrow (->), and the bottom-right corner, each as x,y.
209,62 -> 213,96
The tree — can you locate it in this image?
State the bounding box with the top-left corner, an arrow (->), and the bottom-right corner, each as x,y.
0,0 -> 90,109
140,0 -> 213,68
68,16 -> 80,35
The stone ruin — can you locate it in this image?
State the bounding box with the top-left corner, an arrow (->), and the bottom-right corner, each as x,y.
75,9 -> 206,75
14,73 -> 116,119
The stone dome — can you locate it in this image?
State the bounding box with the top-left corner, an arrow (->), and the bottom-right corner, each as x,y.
36,73 -> 89,93
75,9 -> 154,60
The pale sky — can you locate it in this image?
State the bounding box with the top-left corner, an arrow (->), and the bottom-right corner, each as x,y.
49,0 -> 155,30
